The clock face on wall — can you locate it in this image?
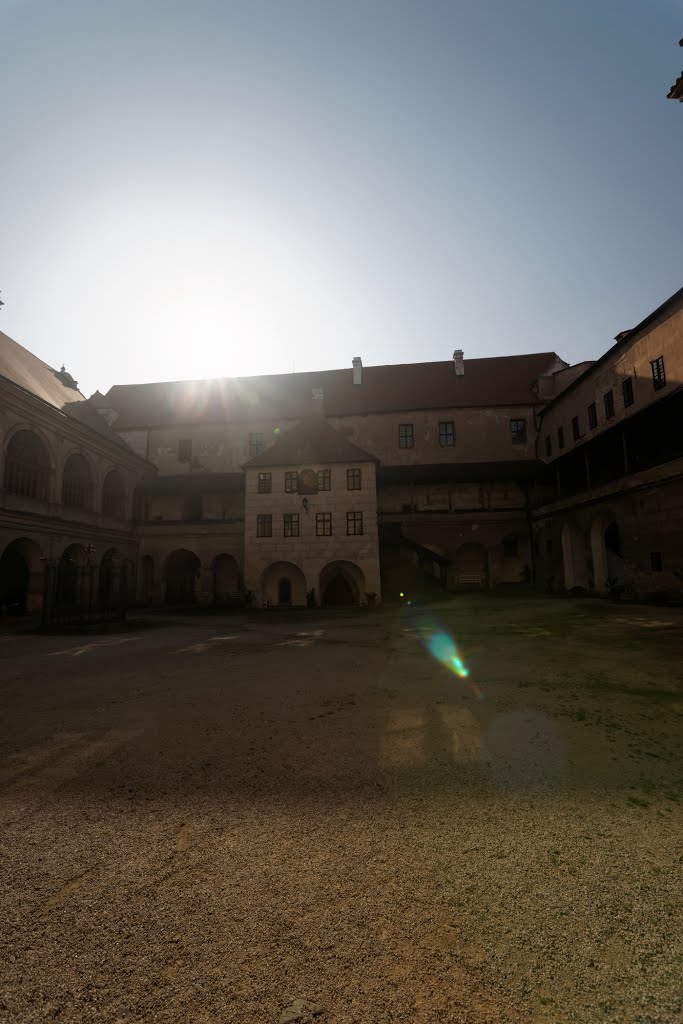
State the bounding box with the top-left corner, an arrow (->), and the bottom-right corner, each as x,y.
298,469 -> 318,494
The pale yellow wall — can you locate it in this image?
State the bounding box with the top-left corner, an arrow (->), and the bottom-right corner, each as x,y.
327,406 -> 538,464
125,403 -> 539,479
243,461 -> 381,603
539,297 -> 683,460
132,419 -> 292,475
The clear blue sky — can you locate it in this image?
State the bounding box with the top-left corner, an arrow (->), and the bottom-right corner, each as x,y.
1,0 -> 681,397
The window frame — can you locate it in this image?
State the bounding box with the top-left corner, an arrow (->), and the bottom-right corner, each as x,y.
651,356 -> 666,392
571,415 -> 580,441
604,390 -> 615,419
438,421 -> 455,447
510,418 -> 527,445
284,471 -> 298,493
248,432 -> 264,458
316,512 -> 332,537
587,402 -> 597,430
346,511 -> 364,536
283,513 -> 299,538
398,423 -> 414,449
346,467 -> 362,490
178,438 -> 192,462
317,468 -> 331,491
257,472 -> 272,494
557,426 -> 565,450
256,513 -> 272,538
622,377 -> 634,408
545,435 -> 552,458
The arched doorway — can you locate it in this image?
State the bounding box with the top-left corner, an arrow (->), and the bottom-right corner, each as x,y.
3,430 -> 51,500
591,515 -> 624,592
561,522 -> 589,590
164,549 -> 200,604
102,470 -> 126,519
0,538 -> 44,614
62,453 -> 93,509
261,562 -> 307,607
98,548 -> 122,606
212,554 -> 240,604
138,555 -> 154,605
57,544 -> 89,609
452,543 -> 488,588
320,561 -> 365,607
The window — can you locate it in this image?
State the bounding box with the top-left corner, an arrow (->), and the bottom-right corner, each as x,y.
184,493 -> 202,521
178,438 -> 192,462
316,512 -> 332,536
347,511 -> 364,535
588,402 -> 597,429
347,468 -> 361,490
622,377 -> 634,408
545,435 -> 552,457
257,472 -> 271,494
503,537 -> 518,558
650,551 -> 663,572
283,513 -> 299,538
546,538 -> 553,555
557,426 -> 565,450
249,432 -> 264,457
439,421 -> 455,446
256,514 -> 272,537
317,469 -> 331,491
284,471 -> 298,493
398,423 -> 414,448
651,356 -> 666,391
604,390 -> 614,419
571,416 -> 580,441
510,419 -> 527,445
3,430 -> 50,500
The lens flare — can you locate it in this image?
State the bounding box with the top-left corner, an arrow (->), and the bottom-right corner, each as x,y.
428,630 -> 470,678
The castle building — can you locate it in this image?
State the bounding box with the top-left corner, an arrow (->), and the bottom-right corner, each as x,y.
1,283 -> 682,614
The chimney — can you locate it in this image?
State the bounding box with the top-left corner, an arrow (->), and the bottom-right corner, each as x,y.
352,356 -> 362,385
453,349 -> 464,376
311,386 -> 324,416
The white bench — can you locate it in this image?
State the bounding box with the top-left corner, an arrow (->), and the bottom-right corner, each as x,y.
457,573 -> 484,587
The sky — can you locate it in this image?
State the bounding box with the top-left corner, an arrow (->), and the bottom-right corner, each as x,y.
0,0 -> 681,398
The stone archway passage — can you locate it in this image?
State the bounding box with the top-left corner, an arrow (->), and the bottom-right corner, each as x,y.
138,555 -> 154,605
261,562 -> 307,607
164,549 -> 200,605
452,543 -> 488,587
212,554 -> 240,604
99,548 -> 122,607
323,573 -> 355,606
319,561 -> 365,607
0,538 -> 44,614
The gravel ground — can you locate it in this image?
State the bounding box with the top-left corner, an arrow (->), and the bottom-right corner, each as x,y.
0,598 -> 681,1024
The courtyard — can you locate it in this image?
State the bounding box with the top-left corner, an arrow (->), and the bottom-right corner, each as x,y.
0,596 -> 681,1024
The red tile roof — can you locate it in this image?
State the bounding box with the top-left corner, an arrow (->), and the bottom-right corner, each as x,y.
104,352 -> 560,428
244,417 -> 376,468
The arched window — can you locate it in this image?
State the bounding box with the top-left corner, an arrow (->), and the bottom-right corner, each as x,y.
62,453 -> 92,509
3,430 -> 51,500
102,470 -> 126,519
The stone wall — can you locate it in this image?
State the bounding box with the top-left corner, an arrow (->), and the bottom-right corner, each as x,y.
243,461 -> 381,605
